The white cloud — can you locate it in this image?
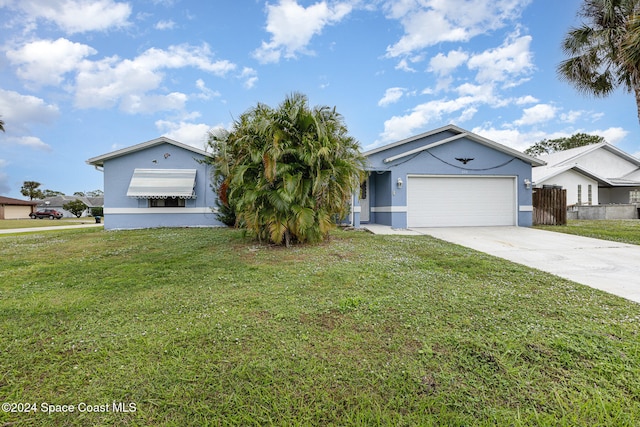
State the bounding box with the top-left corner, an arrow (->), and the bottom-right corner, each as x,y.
155,19 -> 175,30
195,79 -> 220,100
378,87 -> 405,106
560,110 -> 583,123
6,38 -> 96,86
592,127 -> 628,145
385,0 -> 531,58
386,9 -> 469,57
253,0 -> 352,63
470,126 -> 536,152
395,58 -> 416,72
455,82 -> 494,101
133,44 -> 235,75
7,0 -> 132,34
429,49 -> 469,76
74,44 -> 236,112
155,120 -> 222,149
471,125 -> 630,153
120,92 -> 188,114
515,95 -> 538,105
5,135 -> 52,150
456,107 -> 478,123
514,103 -> 557,126
0,89 -> 59,129
377,96 -> 477,143
376,30 -> 538,147
239,67 -> 258,89
0,89 -> 58,150
467,34 -> 533,84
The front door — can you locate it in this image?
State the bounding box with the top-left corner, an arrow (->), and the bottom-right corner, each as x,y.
359,177 -> 370,222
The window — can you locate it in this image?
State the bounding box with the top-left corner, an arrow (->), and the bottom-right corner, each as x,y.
588,185 -> 592,205
149,198 -> 186,208
577,184 -> 582,205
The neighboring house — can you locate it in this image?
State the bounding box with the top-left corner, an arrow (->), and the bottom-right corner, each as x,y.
356,124 -> 545,228
0,196 -> 37,219
532,142 -> 640,205
86,136 -> 223,230
35,195 -> 104,218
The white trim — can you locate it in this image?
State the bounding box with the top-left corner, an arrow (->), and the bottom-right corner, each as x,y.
364,124 -> 545,167
105,207 -> 216,214
383,133 -> 467,163
352,206 -> 362,213
371,206 -> 408,213
519,205 -> 533,212
406,174 -> 516,179
87,136 -> 211,167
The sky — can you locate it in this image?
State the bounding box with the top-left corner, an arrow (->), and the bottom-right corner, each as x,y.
1,0 -> 640,199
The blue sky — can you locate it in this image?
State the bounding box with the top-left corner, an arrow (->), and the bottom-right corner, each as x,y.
1,0 -> 639,198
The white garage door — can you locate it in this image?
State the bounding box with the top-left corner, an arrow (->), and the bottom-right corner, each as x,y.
3,205 -> 33,219
407,176 -> 516,227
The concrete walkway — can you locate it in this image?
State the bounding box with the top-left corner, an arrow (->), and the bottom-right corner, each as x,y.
0,223 -> 103,234
365,225 -> 640,304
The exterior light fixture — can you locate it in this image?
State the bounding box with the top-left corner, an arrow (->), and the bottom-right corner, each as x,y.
524,178 -> 531,189
397,177 -> 403,188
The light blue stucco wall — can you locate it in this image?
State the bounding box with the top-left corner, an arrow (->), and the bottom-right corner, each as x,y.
102,143 -> 223,230
361,131 -> 534,228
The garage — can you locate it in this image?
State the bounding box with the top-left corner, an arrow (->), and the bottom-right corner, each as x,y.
360,125 -> 543,229
407,176 -> 517,227
0,196 -> 37,220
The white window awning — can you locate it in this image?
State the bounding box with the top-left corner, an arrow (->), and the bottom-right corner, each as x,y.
127,168 -> 197,199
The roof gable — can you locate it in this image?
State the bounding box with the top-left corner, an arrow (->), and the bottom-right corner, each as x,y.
536,142 -> 640,185
537,142 -> 640,169
533,163 -> 613,187
0,196 -> 37,206
364,124 -> 545,167
86,137 -> 211,167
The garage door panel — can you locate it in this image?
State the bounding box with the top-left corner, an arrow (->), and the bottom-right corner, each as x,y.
407,176 -> 516,227
3,205 -> 33,219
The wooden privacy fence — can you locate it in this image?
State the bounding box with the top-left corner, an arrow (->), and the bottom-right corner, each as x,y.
533,187 -> 566,225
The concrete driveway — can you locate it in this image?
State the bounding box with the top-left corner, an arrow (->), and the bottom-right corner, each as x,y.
410,226 -> 640,304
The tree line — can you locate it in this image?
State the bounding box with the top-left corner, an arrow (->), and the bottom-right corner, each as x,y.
20,181 -> 103,200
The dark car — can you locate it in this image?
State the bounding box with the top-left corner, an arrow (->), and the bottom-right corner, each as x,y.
29,208 -> 64,219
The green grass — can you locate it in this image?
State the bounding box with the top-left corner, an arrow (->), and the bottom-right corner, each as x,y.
0,218 -> 97,230
1,227 -> 639,426
536,219 -> 640,245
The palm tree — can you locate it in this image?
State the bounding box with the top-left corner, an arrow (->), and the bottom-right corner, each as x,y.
557,0 -> 640,123
208,93 -> 366,246
0,116 -> 5,132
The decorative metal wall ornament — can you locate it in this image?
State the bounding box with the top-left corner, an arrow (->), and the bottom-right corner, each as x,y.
455,157 -> 474,165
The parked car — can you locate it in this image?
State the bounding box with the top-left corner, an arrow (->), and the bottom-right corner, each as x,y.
29,208 -> 64,219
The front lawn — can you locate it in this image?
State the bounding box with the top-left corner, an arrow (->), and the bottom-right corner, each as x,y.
536,219 -> 640,245
1,227 -> 639,426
